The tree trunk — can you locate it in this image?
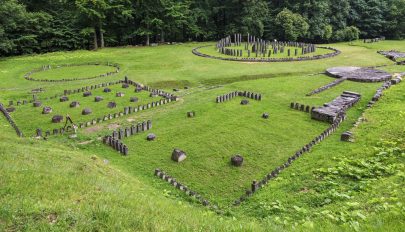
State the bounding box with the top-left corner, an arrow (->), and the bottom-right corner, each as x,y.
161,29 -> 165,43
146,34 -> 150,46
146,23 -> 150,46
93,27 -> 98,50
99,22 -> 105,48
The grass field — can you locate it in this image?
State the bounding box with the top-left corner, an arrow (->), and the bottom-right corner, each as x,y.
29,64 -> 117,81
0,40 -> 404,231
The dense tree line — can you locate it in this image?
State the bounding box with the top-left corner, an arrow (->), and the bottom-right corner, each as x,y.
0,0 -> 404,56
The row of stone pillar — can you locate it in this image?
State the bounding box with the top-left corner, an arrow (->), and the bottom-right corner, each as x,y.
154,169 -> 210,207
103,136 -> 129,156
290,102 -> 315,113
216,91 -> 262,103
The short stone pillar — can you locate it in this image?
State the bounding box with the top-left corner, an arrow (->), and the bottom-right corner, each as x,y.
341,131 -> 352,142
231,155 -> 244,167
171,149 -> 187,162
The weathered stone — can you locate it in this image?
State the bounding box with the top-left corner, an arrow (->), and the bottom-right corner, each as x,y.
326,67 -> 392,82
231,155 -> 244,166
116,92 -> 124,97
311,92 -> 360,123
36,128 -> 42,137
187,111 -> 195,118
103,88 -> 111,93
240,99 -> 249,105
147,120 -> 152,130
107,102 -> 116,108
83,91 -> 92,97
171,149 -> 187,162
122,83 -> 129,88
146,133 -> 156,141
95,96 -> 104,102
130,97 -> 139,102
60,96 -> 69,102
33,101 -> 42,107
82,108 -> 92,115
52,115 -> 63,123
42,107 -> 52,114
70,101 -> 80,108
341,131 -> 352,142
262,113 -> 269,119
6,107 -> 15,113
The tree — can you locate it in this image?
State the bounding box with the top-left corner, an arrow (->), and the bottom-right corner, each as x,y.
349,0 -> 388,38
385,0 -> 405,39
275,9 -> 309,41
75,0 -> 131,49
334,26 -> 360,41
0,0 -> 52,55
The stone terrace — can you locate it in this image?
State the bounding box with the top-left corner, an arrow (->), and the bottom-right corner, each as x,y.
311,91 -> 361,123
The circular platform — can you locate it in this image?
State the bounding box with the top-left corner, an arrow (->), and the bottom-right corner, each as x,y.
326,67 -> 392,82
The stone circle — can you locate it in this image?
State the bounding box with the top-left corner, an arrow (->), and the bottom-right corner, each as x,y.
23,63 -> 120,82
192,33 -> 340,62
326,67 -> 392,82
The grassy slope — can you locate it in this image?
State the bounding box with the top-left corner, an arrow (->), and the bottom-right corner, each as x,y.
0,124 -> 268,231
0,40 -> 404,231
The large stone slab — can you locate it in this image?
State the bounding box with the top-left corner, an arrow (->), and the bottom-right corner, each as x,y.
326,67 -> 392,82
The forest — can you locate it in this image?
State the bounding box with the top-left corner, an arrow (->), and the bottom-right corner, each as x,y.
0,0 -> 404,56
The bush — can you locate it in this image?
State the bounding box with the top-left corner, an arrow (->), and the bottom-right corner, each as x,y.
333,26 -> 360,42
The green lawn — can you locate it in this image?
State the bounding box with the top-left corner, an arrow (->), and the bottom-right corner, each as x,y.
0,40 -> 404,231
29,64 -> 117,81
11,83 -> 163,134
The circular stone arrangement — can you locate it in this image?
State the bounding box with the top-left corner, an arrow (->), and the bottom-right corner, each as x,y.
192,33 -> 340,62
326,67 -> 392,82
23,62 -> 120,82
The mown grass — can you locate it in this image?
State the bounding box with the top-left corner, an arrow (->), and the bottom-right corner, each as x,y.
12,84 -> 160,134
0,40 -> 404,231
29,65 -> 117,80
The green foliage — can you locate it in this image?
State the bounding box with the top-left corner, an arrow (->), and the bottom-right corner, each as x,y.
334,26 -> 360,42
1,0 -> 405,55
275,9 -> 309,41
